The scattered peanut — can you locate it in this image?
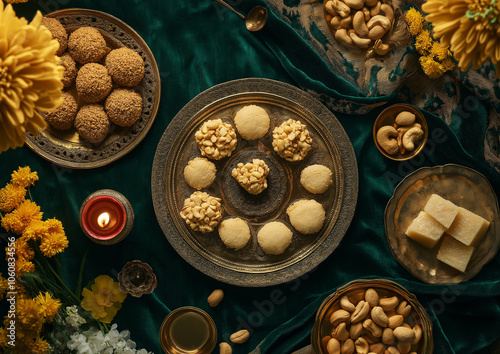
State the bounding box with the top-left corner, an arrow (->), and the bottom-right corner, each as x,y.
207,289 -> 224,307
179,191 -> 222,233
272,119 -> 312,162
219,342 -> 232,354
230,329 -> 250,344
195,118 -> 237,160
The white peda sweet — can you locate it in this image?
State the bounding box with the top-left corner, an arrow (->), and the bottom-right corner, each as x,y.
233,105 -> 270,140
183,157 -> 217,189
218,218 -> 251,251
257,221 -> 293,255
300,164 -> 333,194
286,199 -> 325,234
423,194 -> 460,229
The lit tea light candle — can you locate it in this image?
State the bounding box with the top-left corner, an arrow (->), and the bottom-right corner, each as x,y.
79,189 -> 134,245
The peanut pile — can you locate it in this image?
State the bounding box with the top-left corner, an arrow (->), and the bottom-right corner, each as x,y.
272,119 -> 312,162
195,119 -> 237,160
231,159 -> 270,195
179,191 -> 222,233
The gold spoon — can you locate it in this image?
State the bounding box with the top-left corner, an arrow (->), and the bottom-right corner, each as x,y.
214,0 -> 268,32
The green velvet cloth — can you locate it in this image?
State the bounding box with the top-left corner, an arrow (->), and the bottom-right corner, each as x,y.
2,0 -> 500,353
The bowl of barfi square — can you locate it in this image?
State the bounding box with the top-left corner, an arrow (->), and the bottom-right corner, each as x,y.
384,164 -> 500,284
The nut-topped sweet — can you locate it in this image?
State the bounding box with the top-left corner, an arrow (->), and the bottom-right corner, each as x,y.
231,159 -> 270,195
272,119 -> 312,162
195,119 -> 237,160
179,191 -> 222,233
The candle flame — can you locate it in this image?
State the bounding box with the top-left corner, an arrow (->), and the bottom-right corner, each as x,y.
97,212 -> 110,228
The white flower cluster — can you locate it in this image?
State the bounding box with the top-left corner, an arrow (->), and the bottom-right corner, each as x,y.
67,323 -> 152,354
65,305 -> 87,328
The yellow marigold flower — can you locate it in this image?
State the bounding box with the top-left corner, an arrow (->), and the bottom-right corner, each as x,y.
16,257 -> 35,277
29,338 -> 50,354
44,218 -> 64,234
420,55 -> 446,79
415,30 -> 433,55
0,199 -> 43,234
81,275 -> 126,323
405,7 -> 425,36
35,292 -> 61,322
422,0 -> 500,77
15,237 -> 35,260
0,274 -> 8,301
0,183 -> 26,212
22,219 -> 47,241
431,41 -> 451,61
0,3 -> 64,152
39,231 -> 68,257
442,57 -> 456,71
11,167 -> 38,188
17,297 -> 43,330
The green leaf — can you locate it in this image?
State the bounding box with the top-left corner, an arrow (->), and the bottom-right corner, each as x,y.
75,250 -> 88,298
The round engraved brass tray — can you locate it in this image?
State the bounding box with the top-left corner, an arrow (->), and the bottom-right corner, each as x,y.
25,9 -> 161,169
385,164 -> 500,284
151,78 -> 358,287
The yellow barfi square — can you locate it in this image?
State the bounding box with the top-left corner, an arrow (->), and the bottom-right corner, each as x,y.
423,194 -> 459,229
437,236 -> 475,272
446,207 -> 490,247
405,211 -> 446,248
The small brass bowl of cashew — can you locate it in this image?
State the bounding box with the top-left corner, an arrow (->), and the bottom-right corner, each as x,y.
311,279 -> 433,354
373,104 -> 428,161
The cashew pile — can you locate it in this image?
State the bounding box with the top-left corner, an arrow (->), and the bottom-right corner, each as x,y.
326,288 -> 423,354
195,118 -> 237,160
376,111 -> 424,156
231,159 -> 270,195
272,119 -> 313,162
179,191 -> 222,233
324,0 -> 395,55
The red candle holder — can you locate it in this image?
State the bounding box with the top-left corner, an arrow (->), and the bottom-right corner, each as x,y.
79,189 -> 134,245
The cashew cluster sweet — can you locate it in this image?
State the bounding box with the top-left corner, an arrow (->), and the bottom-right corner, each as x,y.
325,288 -> 422,354
195,118 -> 238,160
376,111 -> 424,156
272,119 -> 313,162
324,0 -> 395,55
179,191 -> 222,233
231,159 -> 270,195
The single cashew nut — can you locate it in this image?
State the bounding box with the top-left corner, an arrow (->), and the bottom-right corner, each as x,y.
371,306 -> 389,327
369,1 -> 381,16
326,1 -> 338,16
369,342 -> 386,354
340,15 -> 353,28
395,111 -> 416,126
376,126 -> 399,155
402,127 -> 424,151
365,0 -> 377,6
230,329 -> 250,344
330,309 -> 351,326
353,11 -> 369,36
340,295 -> 356,312
335,28 -> 354,46
332,322 -> 350,341
379,296 -> 399,311
386,347 -> 400,354
382,327 -> 396,345
354,337 -> 369,354
341,338 -> 355,354
344,0 -> 365,9
367,15 -> 391,30
393,326 -> 415,343
331,16 -> 343,30
348,321 -> 364,340
398,341 -> 412,354
365,288 -> 379,307
332,0 -> 351,18
374,39 -> 390,55
207,289 -> 224,307
396,301 -> 412,317
351,300 -> 370,323
380,4 -> 394,23
363,319 -> 383,337
349,30 -> 372,48
327,337 -> 341,354
362,7 -> 371,21
396,123 -> 421,154
368,25 -> 387,40
219,342 -> 232,354
412,325 -> 422,345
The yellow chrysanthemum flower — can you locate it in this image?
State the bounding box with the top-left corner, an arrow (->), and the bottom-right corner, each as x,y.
11,166 -> 39,188
431,41 -> 451,61
405,7 -> 425,36
28,338 -> 50,354
14,237 -> 35,260
0,3 -> 64,152
35,292 -> 61,322
16,257 -> 35,277
0,199 -> 43,234
39,231 -> 68,257
0,183 -> 26,212
415,30 -> 434,55
22,219 -> 47,241
81,275 -> 127,323
442,57 -> 456,71
422,0 -> 500,77
44,218 -> 64,234
17,297 -> 43,330
420,55 -> 446,79
0,274 -> 8,301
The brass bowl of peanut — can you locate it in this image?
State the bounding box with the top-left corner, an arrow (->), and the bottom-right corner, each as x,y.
373,104 -> 428,161
311,279 -> 433,354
